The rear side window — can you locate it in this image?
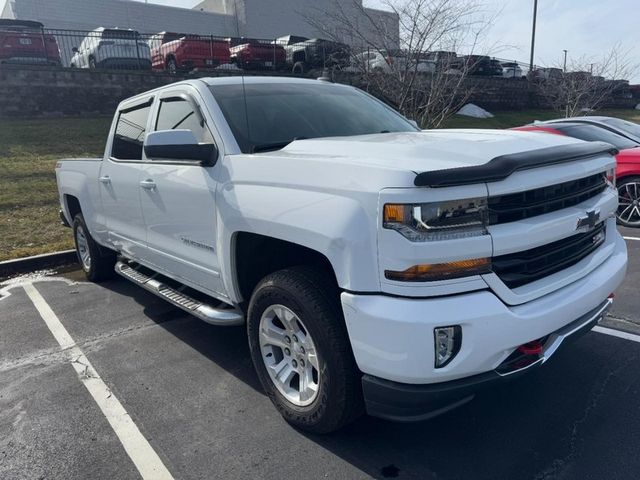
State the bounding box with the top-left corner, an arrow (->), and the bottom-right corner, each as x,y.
154,97 -> 213,144
557,124 -> 637,150
111,101 -> 151,160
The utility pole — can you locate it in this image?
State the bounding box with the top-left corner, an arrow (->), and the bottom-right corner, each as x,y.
529,0 -> 538,72
563,49 -> 568,72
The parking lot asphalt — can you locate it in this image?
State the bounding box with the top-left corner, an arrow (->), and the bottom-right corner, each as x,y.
1,228 -> 639,480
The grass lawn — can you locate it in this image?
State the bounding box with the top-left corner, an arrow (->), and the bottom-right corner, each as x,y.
0,117 -> 111,261
1,108 -> 639,261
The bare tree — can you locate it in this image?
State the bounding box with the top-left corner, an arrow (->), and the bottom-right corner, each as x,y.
302,0 -> 493,128
534,47 -> 637,117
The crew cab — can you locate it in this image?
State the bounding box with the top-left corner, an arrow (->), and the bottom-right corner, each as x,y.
55,77 -> 627,433
0,19 -> 61,66
70,27 -> 151,70
149,32 -> 230,74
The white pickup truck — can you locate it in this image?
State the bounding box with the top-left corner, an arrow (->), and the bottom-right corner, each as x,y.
56,76 -> 627,433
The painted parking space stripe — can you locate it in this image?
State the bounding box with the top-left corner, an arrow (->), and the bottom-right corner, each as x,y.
23,282 -> 174,480
623,236 -> 640,241
594,325 -> 640,343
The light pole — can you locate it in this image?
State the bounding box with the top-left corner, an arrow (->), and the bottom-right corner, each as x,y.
529,0 -> 538,72
563,49 -> 568,72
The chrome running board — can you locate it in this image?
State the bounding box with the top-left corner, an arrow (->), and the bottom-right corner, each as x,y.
115,261 -> 244,326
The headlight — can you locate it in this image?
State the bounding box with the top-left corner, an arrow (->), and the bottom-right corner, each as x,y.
605,167 -> 616,189
383,197 -> 489,241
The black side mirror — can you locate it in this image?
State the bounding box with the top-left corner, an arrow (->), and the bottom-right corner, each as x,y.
72,47 -> 79,53
144,130 -> 218,165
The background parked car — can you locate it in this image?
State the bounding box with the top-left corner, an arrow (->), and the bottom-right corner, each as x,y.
0,19 -> 61,66
544,116 -> 640,144
529,67 -> 563,81
70,27 -> 151,70
149,32 -> 230,73
455,55 -> 503,76
513,121 -> 640,227
275,35 -> 350,73
352,49 -> 435,74
501,61 -> 523,78
230,40 -> 285,70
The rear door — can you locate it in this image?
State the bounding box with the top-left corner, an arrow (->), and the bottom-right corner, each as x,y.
98,97 -> 153,259
139,86 -> 227,299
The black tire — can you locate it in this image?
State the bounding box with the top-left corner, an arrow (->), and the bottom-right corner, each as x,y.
616,176 -> 640,228
167,57 -> 178,75
89,57 -> 97,69
292,61 -> 307,74
247,266 -> 363,433
72,214 -> 116,282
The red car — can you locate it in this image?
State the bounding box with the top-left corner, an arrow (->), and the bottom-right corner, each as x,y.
514,122 -> 640,227
229,40 -> 286,70
149,32 -> 230,74
0,19 -> 61,66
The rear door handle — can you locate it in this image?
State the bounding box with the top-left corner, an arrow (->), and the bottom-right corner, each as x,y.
99,175 -> 111,185
139,179 -> 156,190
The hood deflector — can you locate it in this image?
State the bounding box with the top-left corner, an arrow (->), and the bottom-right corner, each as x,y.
414,141 -> 618,187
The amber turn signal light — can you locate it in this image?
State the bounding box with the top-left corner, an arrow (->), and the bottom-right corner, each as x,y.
385,258 -> 491,282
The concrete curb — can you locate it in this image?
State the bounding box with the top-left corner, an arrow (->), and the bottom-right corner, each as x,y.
0,250 -> 78,279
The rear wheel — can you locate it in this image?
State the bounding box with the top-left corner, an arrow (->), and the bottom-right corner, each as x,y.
247,266 -> 362,433
73,214 -> 116,282
616,176 -> 640,227
167,57 -> 178,75
292,61 -> 307,74
89,57 -> 97,69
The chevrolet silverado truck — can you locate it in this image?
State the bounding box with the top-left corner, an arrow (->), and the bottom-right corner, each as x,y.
55,76 -> 627,433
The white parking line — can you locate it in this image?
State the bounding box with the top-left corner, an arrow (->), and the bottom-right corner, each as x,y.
23,283 -> 174,480
593,325 -> 640,343
623,236 -> 640,241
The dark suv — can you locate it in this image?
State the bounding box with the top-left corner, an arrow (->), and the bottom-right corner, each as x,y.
275,35 -> 350,74
0,19 -> 61,66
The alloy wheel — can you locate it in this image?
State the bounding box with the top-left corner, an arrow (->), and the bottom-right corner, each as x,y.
75,225 -> 91,271
259,304 -> 320,406
617,181 -> 640,226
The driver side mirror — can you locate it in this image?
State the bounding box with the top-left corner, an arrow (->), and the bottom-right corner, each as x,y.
72,47 -> 79,53
408,119 -> 419,129
144,130 -> 218,165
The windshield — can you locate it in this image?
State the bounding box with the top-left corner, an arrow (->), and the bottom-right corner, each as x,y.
209,82 -> 418,153
599,118 -> 640,139
555,124 -> 638,150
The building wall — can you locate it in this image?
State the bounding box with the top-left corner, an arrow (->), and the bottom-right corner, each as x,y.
3,0 -> 236,35
196,0 -> 399,47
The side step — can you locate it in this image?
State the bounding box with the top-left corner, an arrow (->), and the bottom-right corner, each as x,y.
115,261 -> 244,326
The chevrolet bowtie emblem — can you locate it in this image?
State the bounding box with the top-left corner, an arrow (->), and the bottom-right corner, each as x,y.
576,209 -> 600,231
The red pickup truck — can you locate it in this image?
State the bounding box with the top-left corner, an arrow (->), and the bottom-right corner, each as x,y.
0,19 -> 61,66
229,40 -> 286,70
149,32 -> 230,73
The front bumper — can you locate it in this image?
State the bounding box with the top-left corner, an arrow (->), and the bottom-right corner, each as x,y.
361,298 -> 612,421
341,229 -> 627,419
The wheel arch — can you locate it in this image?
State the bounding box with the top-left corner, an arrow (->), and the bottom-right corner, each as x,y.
232,232 -> 338,304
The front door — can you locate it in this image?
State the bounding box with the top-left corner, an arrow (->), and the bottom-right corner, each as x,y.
139,89 -> 227,299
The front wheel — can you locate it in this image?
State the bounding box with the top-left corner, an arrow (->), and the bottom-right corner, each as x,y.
292,61 -> 307,74
167,57 -> 178,75
617,176 -> 640,227
73,214 -> 116,282
247,266 -> 362,433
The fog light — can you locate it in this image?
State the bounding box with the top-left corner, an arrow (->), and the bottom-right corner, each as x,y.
434,325 -> 462,368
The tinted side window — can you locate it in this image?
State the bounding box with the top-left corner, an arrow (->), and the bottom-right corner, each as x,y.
558,125 -> 637,150
111,102 -> 151,160
154,97 -> 213,143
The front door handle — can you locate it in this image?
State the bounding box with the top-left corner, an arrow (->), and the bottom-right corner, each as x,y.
99,175 -> 111,185
139,179 -> 156,190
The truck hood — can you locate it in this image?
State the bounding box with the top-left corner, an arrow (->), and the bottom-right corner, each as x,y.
277,129 -> 584,173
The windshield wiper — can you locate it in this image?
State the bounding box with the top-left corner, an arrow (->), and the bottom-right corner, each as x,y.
251,137 -> 308,153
